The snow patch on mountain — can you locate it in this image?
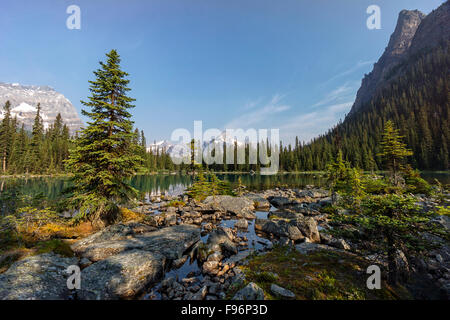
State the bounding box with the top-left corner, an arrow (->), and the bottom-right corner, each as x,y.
0,82 -> 82,134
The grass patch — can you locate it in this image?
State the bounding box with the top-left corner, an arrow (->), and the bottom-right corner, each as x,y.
237,245 -> 412,300
0,248 -> 32,273
165,200 -> 186,208
119,207 -> 146,223
36,239 -> 74,257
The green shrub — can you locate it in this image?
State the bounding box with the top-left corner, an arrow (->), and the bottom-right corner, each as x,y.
166,200 -> 186,207
403,167 -> 432,195
186,168 -> 233,201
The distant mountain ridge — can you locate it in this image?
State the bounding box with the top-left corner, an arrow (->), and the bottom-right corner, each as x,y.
0,82 -> 83,134
147,131 -> 248,155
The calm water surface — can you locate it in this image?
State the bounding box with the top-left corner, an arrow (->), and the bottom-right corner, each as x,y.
0,172 -> 448,211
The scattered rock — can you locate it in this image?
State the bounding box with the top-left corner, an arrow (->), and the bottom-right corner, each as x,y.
203,261 -> 220,275
191,285 -> 208,300
270,284 -> 295,300
232,282 -> 265,300
295,242 -> 343,255
235,219 -> 249,230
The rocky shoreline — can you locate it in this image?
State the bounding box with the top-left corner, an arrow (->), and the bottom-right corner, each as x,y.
0,186 -> 449,300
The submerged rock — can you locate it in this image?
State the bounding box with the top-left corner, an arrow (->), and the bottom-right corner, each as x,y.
235,219 -> 249,230
207,227 -> 237,255
0,253 -> 78,300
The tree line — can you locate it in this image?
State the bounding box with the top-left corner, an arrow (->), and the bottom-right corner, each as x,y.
0,102 -> 70,174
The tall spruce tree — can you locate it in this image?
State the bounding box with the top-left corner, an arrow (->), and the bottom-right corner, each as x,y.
0,101 -> 12,172
378,120 -> 413,186
30,103 -> 44,173
66,49 -> 143,227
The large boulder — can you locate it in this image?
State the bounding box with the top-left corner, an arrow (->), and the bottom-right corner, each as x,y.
254,219 -> 304,241
283,205 -> 321,216
232,282 -> 265,300
296,189 -> 328,199
78,250 -> 165,300
295,217 -> 320,243
204,196 -> 255,218
256,214 -> 319,243
0,253 -> 78,300
71,224 -> 200,262
267,196 -> 296,208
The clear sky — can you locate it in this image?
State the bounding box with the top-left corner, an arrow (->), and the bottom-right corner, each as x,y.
0,0 -> 445,145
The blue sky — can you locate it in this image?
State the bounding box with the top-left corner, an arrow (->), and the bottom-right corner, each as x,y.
0,0 -> 445,145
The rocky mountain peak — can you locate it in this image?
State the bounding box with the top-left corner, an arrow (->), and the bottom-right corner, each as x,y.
409,1 -> 450,53
0,82 -> 83,134
349,9 -> 426,115
386,10 -> 426,57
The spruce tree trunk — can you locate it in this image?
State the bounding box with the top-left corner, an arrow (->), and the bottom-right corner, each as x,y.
2,151 -> 6,173
387,233 -> 397,285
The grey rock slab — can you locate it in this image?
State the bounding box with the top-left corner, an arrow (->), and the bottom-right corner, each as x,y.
78,249 -> 165,300
72,224 -> 200,262
0,253 -> 78,300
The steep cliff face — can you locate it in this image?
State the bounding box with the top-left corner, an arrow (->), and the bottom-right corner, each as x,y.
409,1 -> 450,53
350,1 -> 450,115
349,10 -> 425,114
0,82 -> 82,134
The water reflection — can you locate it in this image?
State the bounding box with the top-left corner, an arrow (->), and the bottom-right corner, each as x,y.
0,172 -> 448,214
